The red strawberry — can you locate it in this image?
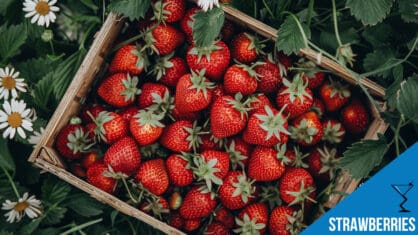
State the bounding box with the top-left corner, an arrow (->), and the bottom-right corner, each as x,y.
160,120 -> 202,152
98,73 -> 140,108
297,60 -> 325,89
219,170 -> 257,210
134,159 -> 169,195
215,207 -> 235,228
212,83 -> 225,103
322,119 -> 345,144
144,23 -> 185,56
186,41 -> 230,81
56,120 -> 92,159
220,20 -> 235,43
151,53 -> 188,87
118,106 -> 140,122
108,44 -> 148,75
199,134 -> 221,151
276,74 -> 313,119
223,63 -> 259,95
184,218 -> 201,232
340,99 -> 370,134
248,146 -> 286,182
205,222 -> 231,235
169,213 -> 184,230
140,197 -> 169,218
130,109 -> 165,146
180,7 -> 199,43
243,105 -> 290,146
87,111 -> 128,144
138,82 -> 169,109
166,154 -> 194,187
279,168 -> 316,205
310,97 -> 325,117
278,52 -> 292,71
210,94 -> 249,138
225,137 -> 251,169
235,203 -> 268,234
104,137 -> 141,176
307,146 -> 339,181
231,32 -> 264,63
81,151 -> 100,168
255,56 -> 282,93
87,162 -> 116,194
319,78 -> 351,112
171,105 -> 200,122
169,191 -> 183,210
179,186 -> 217,219
152,0 -> 185,23
289,111 -> 323,147
80,104 -> 106,124
269,206 -> 295,235
174,70 -> 214,113
193,150 -> 230,190
248,93 -> 273,115
71,163 -> 86,178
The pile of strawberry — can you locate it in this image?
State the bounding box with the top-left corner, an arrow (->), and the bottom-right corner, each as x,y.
55,1 -> 371,234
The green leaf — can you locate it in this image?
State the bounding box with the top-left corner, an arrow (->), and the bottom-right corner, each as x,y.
0,139 -> 15,172
108,0 -> 151,21
276,14 -> 311,55
0,0 -> 13,16
66,193 -> 105,217
346,0 -> 394,26
397,75 -> 418,123
398,0 -> 418,23
33,72 -> 55,115
19,218 -> 42,235
0,24 -> 28,63
80,0 -> 99,12
361,23 -> 394,48
192,8 -> 225,47
16,57 -> 61,84
363,48 -> 396,79
319,27 -> 360,51
338,136 -> 389,179
41,177 -> 72,204
385,65 -> 403,109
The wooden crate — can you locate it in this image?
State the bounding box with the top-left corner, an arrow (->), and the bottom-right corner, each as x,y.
29,5 -> 388,235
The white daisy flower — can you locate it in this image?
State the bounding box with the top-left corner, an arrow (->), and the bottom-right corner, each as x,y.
23,0 -> 60,27
2,192 -> 42,223
28,127 -> 45,147
197,0 -> 220,12
0,67 -> 27,100
0,99 -> 33,139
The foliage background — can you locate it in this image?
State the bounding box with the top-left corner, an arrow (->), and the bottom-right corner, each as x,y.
0,0 -> 416,234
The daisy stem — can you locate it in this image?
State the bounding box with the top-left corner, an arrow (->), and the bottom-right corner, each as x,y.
49,40 -> 55,55
1,165 -> 20,199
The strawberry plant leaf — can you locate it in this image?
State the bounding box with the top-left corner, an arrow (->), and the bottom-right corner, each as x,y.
66,193 -> 105,217
385,65 -> 403,109
397,75 -> 418,123
33,72 -> 56,116
346,0 -> 394,26
276,14 -> 311,55
0,139 -> 15,172
0,0 -> 13,16
108,0 -> 151,21
0,23 -> 28,64
363,48 -> 397,79
192,8 -> 225,47
361,23 -> 394,48
338,136 -> 389,180
398,0 -> 418,23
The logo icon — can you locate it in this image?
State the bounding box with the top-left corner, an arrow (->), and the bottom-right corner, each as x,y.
391,182 -> 414,213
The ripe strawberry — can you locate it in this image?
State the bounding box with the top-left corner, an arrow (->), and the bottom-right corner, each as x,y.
322,119 -> 345,144
186,41 -> 230,81
152,0 -> 185,23
199,134 -> 221,151
231,32 -> 264,63
108,44 -> 148,75
160,120 -> 202,152
289,111 -> 323,147
248,146 -> 286,182
269,206 -> 295,235
234,203 -> 268,234
219,170 -> 256,210
169,213 -> 184,230
279,167 -> 316,205
276,74 -> 313,119
278,52 -> 292,71
118,106 -> 140,122
130,109 -> 165,146
306,146 -> 339,181
138,82 -> 169,109
215,207 -> 235,228
205,222 -> 231,235
87,162 -> 116,194
140,197 -> 169,219
296,60 -> 325,89
98,73 -> 140,108
171,105 -> 200,122
81,151 -> 100,168
174,70 -> 214,113
80,104 -> 106,124
193,150 -> 230,190
310,97 -> 325,117
166,154 -> 194,187
210,94 -> 249,138
255,56 -> 282,93
225,137 -> 251,169
104,137 -> 141,176
223,63 -> 259,95
319,78 -> 351,112
184,218 -> 201,232
179,186 -> 217,219
243,105 -> 290,146
169,191 -> 183,210
134,159 -> 169,195
87,111 -> 128,144
151,53 -> 188,87
212,83 -> 225,103
248,93 -> 273,116
340,99 -> 370,135
180,7 -> 199,43
71,163 -> 86,178
56,119 -> 92,159
144,23 -> 185,56
220,20 -> 235,43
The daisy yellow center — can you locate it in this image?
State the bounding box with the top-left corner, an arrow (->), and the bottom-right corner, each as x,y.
2,76 -> 16,90
14,201 -> 29,212
8,112 -> 23,128
35,1 -> 50,16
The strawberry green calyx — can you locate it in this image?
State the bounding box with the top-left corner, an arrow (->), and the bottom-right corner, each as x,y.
328,78 -> 351,98
244,33 -> 266,55
322,120 -> 345,144
142,197 -> 170,219
285,180 -> 316,206
336,43 -> 356,67
188,41 -> 222,63
134,109 -> 165,128
89,111 -> 114,142
232,173 -> 256,204
140,142 -> 161,159
183,121 -> 204,153
131,47 -> 149,71
149,89 -> 174,117
275,144 -> 291,165
69,117 -> 82,125
289,119 -> 318,144
121,73 -> 141,102
291,146 -> 309,168
317,146 -> 339,179
259,184 -> 281,210
192,156 -> 222,192
286,210 -> 307,235
281,74 -> 312,103
190,69 -> 215,99
256,105 -> 291,141
227,93 -> 251,119
152,52 -> 175,81
67,127 -> 93,154
296,59 -> 319,78
234,213 -> 266,235
236,61 -> 264,80
226,140 -> 248,169
151,0 -> 170,22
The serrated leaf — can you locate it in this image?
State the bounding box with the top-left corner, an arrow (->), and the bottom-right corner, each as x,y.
192,8 -> 225,47
80,0 -> 99,12
276,15 -> 311,55
363,49 -> 396,79
33,72 -> 55,115
338,137 -> 388,180
0,0 -> 13,16
0,24 -> 28,63
108,0 -> 151,21
19,218 -> 42,235
319,27 -> 360,51
42,206 -> 67,225
346,0 -> 394,26
361,23 -> 394,48
0,139 -> 15,172
399,0 -> 418,23
385,65 -> 403,109
16,57 -> 60,84
41,177 -> 72,204
66,194 -> 105,217
397,75 -> 418,123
